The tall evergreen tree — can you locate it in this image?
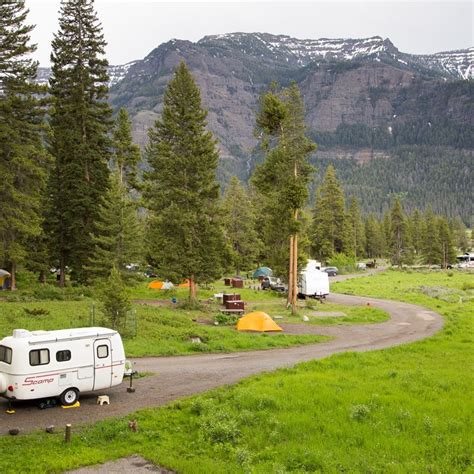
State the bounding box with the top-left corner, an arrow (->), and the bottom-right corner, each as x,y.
421,206 -> 442,265
112,107 -> 141,191
382,211 -> 392,258
101,266 -> 131,331
389,198 -> 413,267
88,172 -> 143,281
145,62 -> 226,302
310,165 -> 350,261
450,216 -> 470,252
0,1 -> 48,289
409,208 -> 424,256
364,214 -> 385,258
347,197 -> 366,258
221,177 -> 261,275
47,0 -> 111,285
252,82 -> 315,312
438,217 -> 456,269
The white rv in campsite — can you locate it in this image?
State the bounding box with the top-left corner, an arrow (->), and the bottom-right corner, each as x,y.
0,327 -> 126,405
298,259 -> 330,299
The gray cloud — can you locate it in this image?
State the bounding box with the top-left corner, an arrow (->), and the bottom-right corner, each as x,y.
27,1 -> 473,66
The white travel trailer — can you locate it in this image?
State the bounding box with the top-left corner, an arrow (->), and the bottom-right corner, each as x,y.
0,327 -> 126,405
298,260 -> 330,299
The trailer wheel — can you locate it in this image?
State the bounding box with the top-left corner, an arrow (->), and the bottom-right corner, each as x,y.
60,388 -> 79,406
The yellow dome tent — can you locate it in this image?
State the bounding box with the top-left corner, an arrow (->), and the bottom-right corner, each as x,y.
237,311 -> 283,332
148,280 -> 164,289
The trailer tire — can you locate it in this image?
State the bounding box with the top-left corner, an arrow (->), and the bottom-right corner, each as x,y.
60,388 -> 79,406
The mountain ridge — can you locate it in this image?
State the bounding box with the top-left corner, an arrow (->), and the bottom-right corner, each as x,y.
35,33 -> 473,221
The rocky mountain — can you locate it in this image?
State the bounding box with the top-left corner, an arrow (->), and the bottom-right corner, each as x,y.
35,33 -> 474,220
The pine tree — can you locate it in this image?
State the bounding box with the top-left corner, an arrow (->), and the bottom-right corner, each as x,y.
310,165 -> 350,261
382,211 -> 392,258
364,214 -> 384,258
421,206 -> 442,265
438,217 -> 456,269
347,197 -> 366,258
252,83 -> 315,312
389,198 -> 413,267
0,1 -> 49,289
88,172 -> 144,281
47,0 -> 112,285
144,62 -> 226,302
221,177 -> 261,275
450,216 -> 470,252
409,208 -> 424,257
101,266 -> 131,331
112,107 -> 141,191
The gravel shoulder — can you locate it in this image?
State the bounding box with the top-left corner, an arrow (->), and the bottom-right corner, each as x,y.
0,271 -> 443,435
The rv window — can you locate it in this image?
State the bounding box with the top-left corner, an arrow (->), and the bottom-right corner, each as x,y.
97,345 -> 109,359
29,349 -> 50,366
0,345 -> 12,364
56,350 -> 71,362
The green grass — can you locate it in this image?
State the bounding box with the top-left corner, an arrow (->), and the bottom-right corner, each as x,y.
245,300 -> 389,326
0,270 -> 472,472
0,301 -> 329,357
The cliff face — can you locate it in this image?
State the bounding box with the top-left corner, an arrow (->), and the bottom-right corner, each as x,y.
36,33 -> 473,186
107,35 -> 472,181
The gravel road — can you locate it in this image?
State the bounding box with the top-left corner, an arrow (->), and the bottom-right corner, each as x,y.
0,274 -> 443,435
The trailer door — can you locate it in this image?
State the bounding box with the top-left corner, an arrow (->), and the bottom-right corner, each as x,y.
93,339 -> 112,390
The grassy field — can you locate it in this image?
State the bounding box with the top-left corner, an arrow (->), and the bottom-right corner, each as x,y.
0,270 -> 472,472
0,277 -> 389,357
0,300 -> 330,357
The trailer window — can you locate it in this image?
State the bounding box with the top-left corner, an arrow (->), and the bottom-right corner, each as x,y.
0,345 -> 12,364
56,350 -> 71,362
29,349 -> 50,366
97,345 -> 109,359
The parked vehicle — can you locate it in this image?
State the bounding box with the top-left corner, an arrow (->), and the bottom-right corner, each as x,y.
322,266 -> 338,277
261,276 -> 286,292
0,327 -> 126,405
454,253 -> 474,269
298,260 -> 330,299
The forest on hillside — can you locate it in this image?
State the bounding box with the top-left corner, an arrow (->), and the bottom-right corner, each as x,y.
308,146 -> 473,225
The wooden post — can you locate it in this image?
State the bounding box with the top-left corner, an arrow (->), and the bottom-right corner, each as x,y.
292,229 -> 298,314
65,424 -> 72,443
288,235 -> 294,306
10,261 -> 17,291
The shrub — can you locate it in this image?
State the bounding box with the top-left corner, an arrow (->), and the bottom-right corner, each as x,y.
327,253 -> 358,274
100,267 -> 131,331
214,313 -> 240,325
350,404 -> 371,421
23,307 -> 50,316
201,411 -> 240,444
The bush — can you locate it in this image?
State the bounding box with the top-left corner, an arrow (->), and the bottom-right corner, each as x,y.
327,253 -> 358,274
23,307 -> 50,316
214,313 -> 240,325
201,411 -> 240,444
350,404 -> 371,421
101,267 -> 131,330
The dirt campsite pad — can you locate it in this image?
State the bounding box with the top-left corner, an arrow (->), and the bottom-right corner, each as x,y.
67,456 -> 175,473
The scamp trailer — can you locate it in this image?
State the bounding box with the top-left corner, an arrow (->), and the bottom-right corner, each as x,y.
0,327 -> 126,405
298,260 -> 330,299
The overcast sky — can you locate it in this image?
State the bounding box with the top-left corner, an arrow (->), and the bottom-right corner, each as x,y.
27,0 -> 473,66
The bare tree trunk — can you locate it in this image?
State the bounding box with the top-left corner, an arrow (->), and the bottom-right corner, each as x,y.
10,261 -> 17,291
59,256 -> 66,287
291,231 -> 298,314
189,276 -> 197,302
38,270 -> 46,284
288,235 -> 294,306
